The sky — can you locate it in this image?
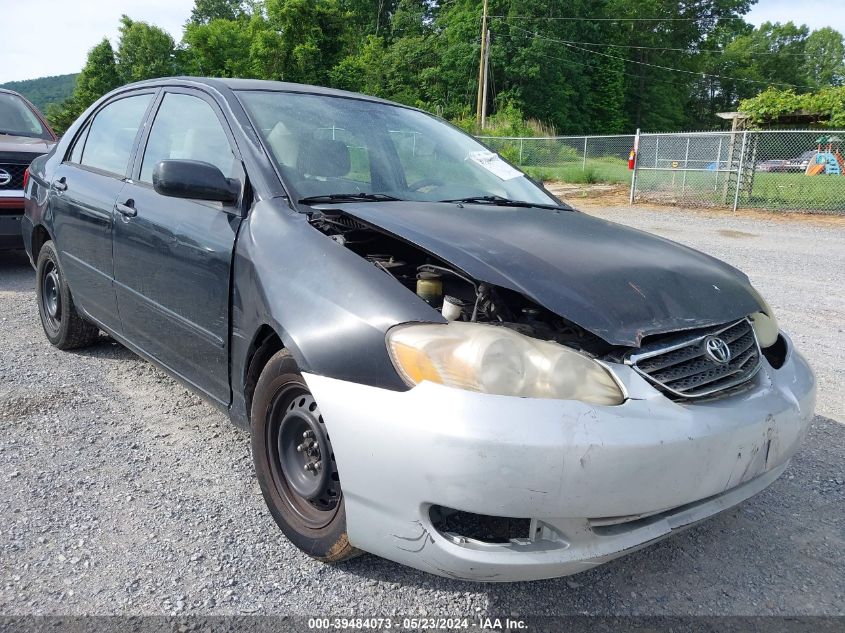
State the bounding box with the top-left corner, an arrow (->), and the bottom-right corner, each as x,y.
0,0 -> 195,84
0,0 -> 844,84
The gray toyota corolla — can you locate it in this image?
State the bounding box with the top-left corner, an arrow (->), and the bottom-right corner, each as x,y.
23,77 -> 815,582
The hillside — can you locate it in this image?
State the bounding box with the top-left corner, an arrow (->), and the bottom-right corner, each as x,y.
0,73 -> 78,113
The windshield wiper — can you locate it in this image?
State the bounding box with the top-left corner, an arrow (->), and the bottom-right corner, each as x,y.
298,192 -> 403,205
439,195 -> 569,211
0,130 -> 40,138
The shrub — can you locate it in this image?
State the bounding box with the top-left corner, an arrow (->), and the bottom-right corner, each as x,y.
740,86 -> 845,128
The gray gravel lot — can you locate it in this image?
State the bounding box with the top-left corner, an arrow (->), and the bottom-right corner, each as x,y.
1,203 -> 843,616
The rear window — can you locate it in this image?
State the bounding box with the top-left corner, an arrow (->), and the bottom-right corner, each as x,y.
78,94 -> 152,177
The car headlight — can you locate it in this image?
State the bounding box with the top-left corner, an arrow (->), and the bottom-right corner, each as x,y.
386,322 -> 624,405
749,288 -> 779,348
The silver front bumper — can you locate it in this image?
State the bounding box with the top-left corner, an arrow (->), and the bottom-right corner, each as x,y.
303,340 -> 815,582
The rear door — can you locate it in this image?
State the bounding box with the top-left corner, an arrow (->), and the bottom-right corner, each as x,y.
51,92 -> 155,330
112,89 -> 243,404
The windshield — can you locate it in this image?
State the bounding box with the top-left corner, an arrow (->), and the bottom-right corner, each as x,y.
237,90 -> 558,207
0,93 -> 52,140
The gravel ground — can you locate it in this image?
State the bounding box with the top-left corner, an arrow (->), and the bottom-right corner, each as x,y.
1,203 -> 843,616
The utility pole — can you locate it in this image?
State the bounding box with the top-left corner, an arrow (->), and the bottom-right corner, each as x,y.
475,0 -> 489,129
481,28 -> 491,129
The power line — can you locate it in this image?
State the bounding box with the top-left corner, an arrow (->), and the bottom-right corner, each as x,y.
492,31 -> 708,91
505,25 -> 815,57
500,27 -> 809,88
557,39 -> 808,88
512,34 -> 814,57
490,15 -> 720,22
579,43 -> 813,57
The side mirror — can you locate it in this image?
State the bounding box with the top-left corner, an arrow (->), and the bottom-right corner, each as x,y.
152,159 -> 238,203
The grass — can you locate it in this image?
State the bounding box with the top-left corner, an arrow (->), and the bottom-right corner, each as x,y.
494,149 -> 844,211
526,160 -> 845,212
630,170 -> 845,211
746,172 -> 845,211
523,159 -> 632,185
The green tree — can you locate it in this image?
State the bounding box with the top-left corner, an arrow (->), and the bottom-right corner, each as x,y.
607,0 -> 754,131
46,39 -> 121,134
330,35 -> 388,95
586,56 -> 626,134
338,0 -> 400,37
116,15 -> 179,84
183,18 -> 255,76
698,21 -> 811,122
73,39 -> 122,105
250,0 -> 349,84
804,28 -> 845,87
189,0 -> 246,25
44,0 -> 845,138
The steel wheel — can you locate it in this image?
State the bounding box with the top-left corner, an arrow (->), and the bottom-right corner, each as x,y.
40,261 -> 62,335
35,240 -> 100,350
266,383 -> 341,529
250,349 -> 359,562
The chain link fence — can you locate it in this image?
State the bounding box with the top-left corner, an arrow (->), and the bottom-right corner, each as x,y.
478,134 -> 635,186
478,130 -> 845,213
633,131 -> 734,207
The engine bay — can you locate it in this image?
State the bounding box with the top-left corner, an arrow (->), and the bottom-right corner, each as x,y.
310,209 -> 613,356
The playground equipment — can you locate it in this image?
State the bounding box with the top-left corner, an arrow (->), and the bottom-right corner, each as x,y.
805,136 -> 844,175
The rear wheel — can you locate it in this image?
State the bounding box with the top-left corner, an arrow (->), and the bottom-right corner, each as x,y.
36,241 -> 100,350
250,350 -> 359,562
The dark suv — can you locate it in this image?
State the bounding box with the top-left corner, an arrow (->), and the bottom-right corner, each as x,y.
0,89 -> 57,249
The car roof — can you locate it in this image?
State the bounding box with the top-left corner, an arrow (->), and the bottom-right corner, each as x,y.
122,76 -> 401,107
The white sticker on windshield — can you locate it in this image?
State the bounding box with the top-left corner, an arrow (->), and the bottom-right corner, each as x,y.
467,150 -> 524,181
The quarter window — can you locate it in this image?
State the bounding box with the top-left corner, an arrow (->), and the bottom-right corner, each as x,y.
79,94 -> 153,176
68,123 -> 90,164
140,93 -> 235,183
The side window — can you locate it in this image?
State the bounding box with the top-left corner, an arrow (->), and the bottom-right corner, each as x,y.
140,93 -> 235,183
80,94 -> 153,176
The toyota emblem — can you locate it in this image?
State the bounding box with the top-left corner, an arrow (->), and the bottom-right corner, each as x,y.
703,336 -> 732,365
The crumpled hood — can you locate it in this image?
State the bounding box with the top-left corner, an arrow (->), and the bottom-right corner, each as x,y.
336,202 -> 763,347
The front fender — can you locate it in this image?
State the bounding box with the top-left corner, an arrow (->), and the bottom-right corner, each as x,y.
228,199 -> 443,426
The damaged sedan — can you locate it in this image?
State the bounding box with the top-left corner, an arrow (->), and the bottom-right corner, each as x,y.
23,78 -> 816,582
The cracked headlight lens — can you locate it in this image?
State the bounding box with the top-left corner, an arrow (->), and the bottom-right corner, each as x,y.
386,322 -> 624,405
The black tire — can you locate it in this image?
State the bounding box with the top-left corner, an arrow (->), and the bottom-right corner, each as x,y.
35,241 -> 100,350
251,349 -> 360,562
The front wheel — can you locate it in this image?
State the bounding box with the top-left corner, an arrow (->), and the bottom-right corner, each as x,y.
250,350 -> 359,562
36,241 -> 100,350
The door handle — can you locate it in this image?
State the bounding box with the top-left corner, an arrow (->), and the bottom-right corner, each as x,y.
115,200 -> 137,218
52,177 -> 67,192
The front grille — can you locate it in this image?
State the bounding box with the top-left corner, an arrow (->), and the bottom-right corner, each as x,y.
0,162 -> 28,190
627,318 -> 761,400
